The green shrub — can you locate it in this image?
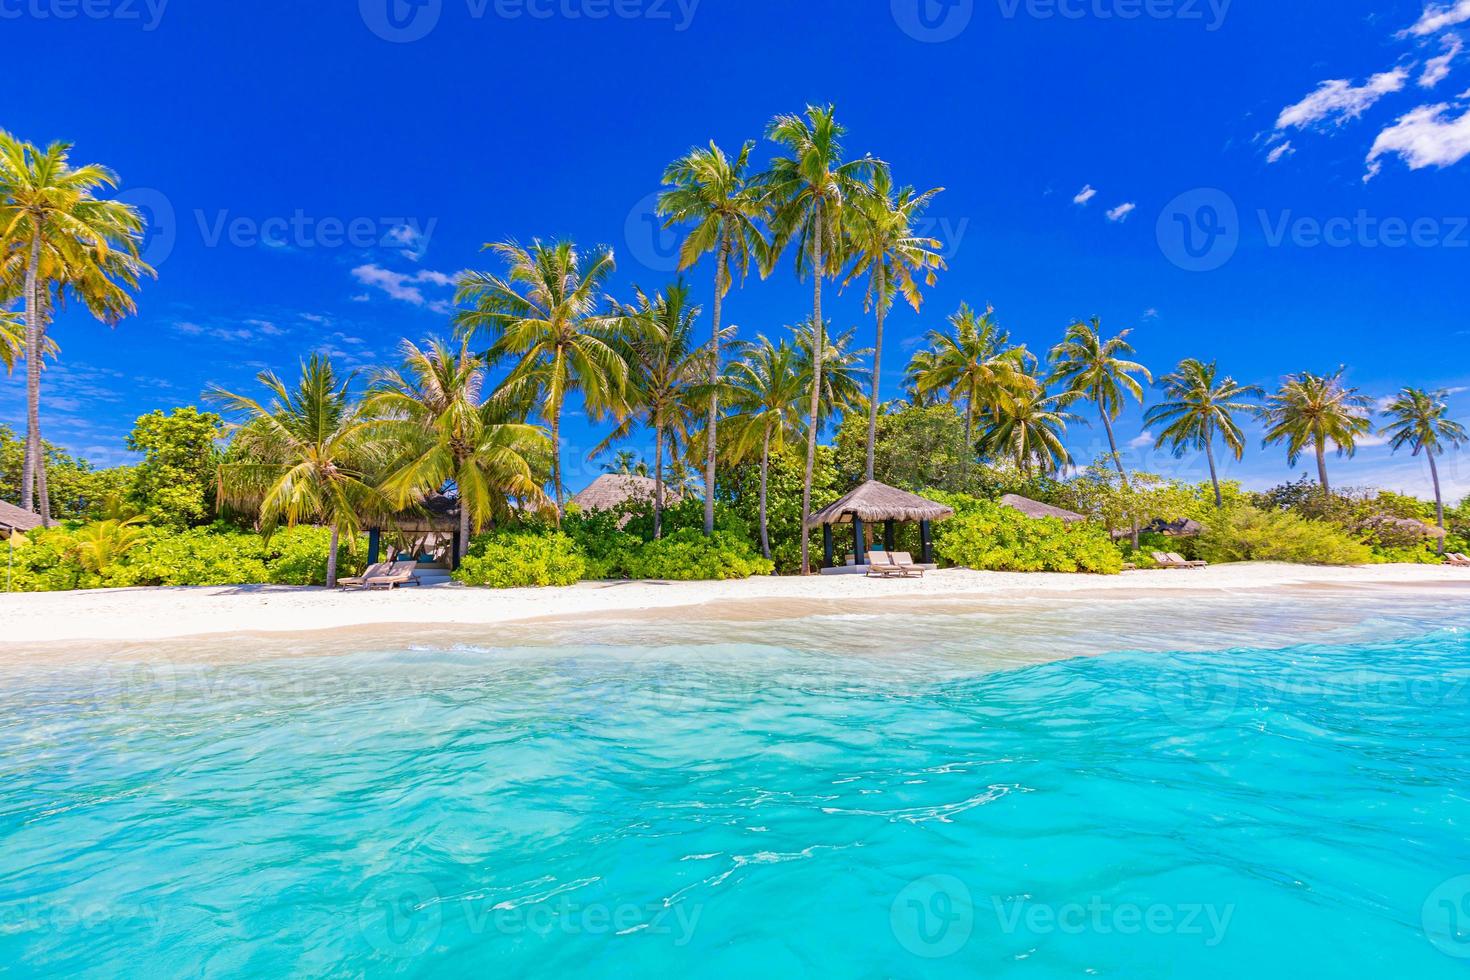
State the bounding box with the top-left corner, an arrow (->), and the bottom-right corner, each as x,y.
930,498 -> 1123,574
1196,507 -> 1371,565
621,529 -> 774,581
456,531 -> 585,588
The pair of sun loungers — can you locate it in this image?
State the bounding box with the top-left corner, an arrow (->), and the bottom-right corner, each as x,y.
1445,553 -> 1470,567
337,560 -> 422,590
865,551 -> 926,579
1152,551 -> 1208,569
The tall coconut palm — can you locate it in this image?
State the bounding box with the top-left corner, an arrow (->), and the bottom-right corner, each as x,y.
760,104 -> 878,574
454,239 -> 632,516
0,132 -> 149,523
902,347 -> 942,407
368,338 -> 550,562
794,318 -> 871,424
211,355 -> 390,588
843,168 -> 945,481
1379,387 -> 1467,553
910,304 -> 1036,480
724,336 -> 807,559
658,141 -> 767,537
595,282 -> 718,538
981,388 -> 1079,478
1144,359 -> 1263,507
601,450 -> 648,477
1259,368 -> 1372,499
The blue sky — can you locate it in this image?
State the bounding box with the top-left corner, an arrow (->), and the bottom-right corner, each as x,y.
5,0 -> 1469,500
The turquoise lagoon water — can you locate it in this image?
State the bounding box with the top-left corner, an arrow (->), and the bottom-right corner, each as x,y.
2,589 -> 1470,977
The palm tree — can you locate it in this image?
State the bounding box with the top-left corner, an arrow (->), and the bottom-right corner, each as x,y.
1259,368 -> 1372,498
0,309 -> 57,374
1380,387 -> 1467,553
843,168 -> 945,481
910,304 -> 1036,480
595,282 -> 717,538
601,450 -> 648,477
367,338 -> 549,563
659,141 -> 766,537
454,239 -> 632,515
211,355 -> 389,588
760,104 -> 878,574
1144,359 -> 1263,507
0,132 -> 150,523
794,318 -> 871,423
724,336 -> 807,559
902,347 -> 942,407
981,388 -> 1079,478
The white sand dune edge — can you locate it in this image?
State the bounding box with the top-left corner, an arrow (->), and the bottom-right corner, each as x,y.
1,563 -> 1466,646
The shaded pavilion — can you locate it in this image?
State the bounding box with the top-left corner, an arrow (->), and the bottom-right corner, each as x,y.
806,481 -> 955,570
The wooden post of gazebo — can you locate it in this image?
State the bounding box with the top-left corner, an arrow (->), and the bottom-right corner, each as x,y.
852,516 -> 868,566
822,525 -> 834,570
367,528 -> 382,565
920,520 -> 934,565
884,520 -> 895,553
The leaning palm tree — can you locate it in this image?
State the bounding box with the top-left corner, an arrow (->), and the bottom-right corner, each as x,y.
981,388 -> 1079,478
843,168 -> 945,481
1380,387 -> 1467,553
659,140 -> 766,537
760,104 -> 879,574
911,304 -> 1036,481
595,282 -> 718,538
0,131 -> 150,522
724,336 -> 807,559
211,355 -> 390,588
367,338 -> 550,562
1144,359 -> 1263,508
454,239 -> 632,515
1259,368 -> 1372,499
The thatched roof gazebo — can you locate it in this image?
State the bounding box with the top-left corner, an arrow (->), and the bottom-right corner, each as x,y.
1000,494 -> 1085,524
0,500 -> 42,539
571,474 -> 678,512
806,481 -> 954,571
1145,517 -> 1206,537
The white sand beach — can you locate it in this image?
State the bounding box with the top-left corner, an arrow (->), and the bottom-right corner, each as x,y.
1,563 -> 1466,647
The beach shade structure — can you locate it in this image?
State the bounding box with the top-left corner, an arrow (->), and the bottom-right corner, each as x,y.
999,494 -> 1086,524
1144,517 -> 1206,537
1,500 -> 43,593
805,481 -> 954,572
365,491 -> 461,571
570,474 -> 682,513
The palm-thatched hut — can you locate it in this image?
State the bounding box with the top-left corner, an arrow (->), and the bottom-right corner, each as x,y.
0,500 -> 42,539
571,474 -> 674,512
806,481 -> 954,570
1000,494 -> 1086,524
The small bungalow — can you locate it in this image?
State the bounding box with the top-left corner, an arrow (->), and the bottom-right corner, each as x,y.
807,480 -> 954,574
0,500 -> 42,539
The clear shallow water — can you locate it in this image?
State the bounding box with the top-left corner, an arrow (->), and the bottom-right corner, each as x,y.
3,591 -> 1470,977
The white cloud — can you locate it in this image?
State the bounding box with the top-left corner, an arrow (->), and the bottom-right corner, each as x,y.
1142,308 -> 1160,320
1407,0 -> 1470,37
1420,33 -> 1464,87
1276,69 -> 1410,130
1106,202 -> 1136,222
385,223 -> 428,261
1366,101 -> 1470,176
1128,431 -> 1154,449
1267,140 -> 1296,164
1073,184 -> 1097,205
351,264 -> 458,308
245,319 -> 285,336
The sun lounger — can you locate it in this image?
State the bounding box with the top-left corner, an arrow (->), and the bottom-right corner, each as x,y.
867,551 -> 925,579
337,561 -> 393,589
1445,553 -> 1470,567
364,560 -> 422,590
1153,551 -> 1207,569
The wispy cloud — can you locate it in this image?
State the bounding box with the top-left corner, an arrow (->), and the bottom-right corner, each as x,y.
1073,184 -> 1097,205
1106,202 -> 1137,222
1406,0 -> 1470,37
1366,101 -> 1470,178
351,264 -> 458,312
1128,431 -> 1154,449
1267,140 -> 1296,164
1420,32 -> 1464,87
1276,68 -> 1410,130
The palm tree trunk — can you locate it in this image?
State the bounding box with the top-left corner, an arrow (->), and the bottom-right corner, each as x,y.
1099,406 -> 1137,547
550,379 -> 564,521
1428,449 -> 1445,556
458,498 -> 471,564
654,424 -> 665,540
21,224 -> 42,519
1204,436 -> 1223,509
1315,438 -> 1330,498
326,524 -> 340,588
864,265 -> 886,483
963,396 -> 974,484
704,230 -> 730,537
758,424 -> 772,560
800,214 -> 824,576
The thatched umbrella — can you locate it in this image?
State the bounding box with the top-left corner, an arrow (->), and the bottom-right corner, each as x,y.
570,474 -> 672,512
807,480 -> 955,567
999,494 -> 1086,524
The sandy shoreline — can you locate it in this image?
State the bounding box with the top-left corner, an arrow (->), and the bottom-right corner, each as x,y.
1,563 -> 1466,647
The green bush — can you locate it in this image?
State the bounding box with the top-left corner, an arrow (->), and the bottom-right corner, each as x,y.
455,531 -> 586,588
621,529 -> 775,581
1196,507 -> 1372,566
929,497 -> 1123,574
